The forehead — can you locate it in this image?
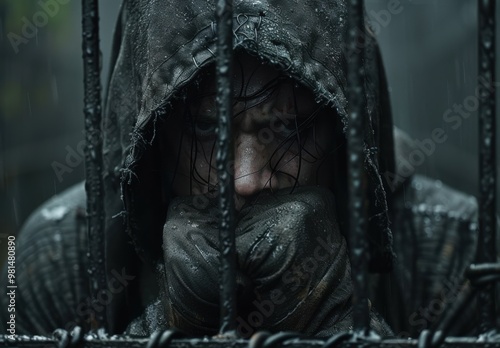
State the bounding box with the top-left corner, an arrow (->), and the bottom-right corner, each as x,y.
187,52 -> 318,117
193,53 -> 281,95
233,54 -> 282,96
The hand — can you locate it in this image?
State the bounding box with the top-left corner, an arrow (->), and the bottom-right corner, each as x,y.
161,187 -> 353,336
234,187 -> 352,336
162,195 -> 221,335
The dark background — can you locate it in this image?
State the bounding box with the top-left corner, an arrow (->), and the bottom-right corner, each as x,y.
0,0 -> 499,264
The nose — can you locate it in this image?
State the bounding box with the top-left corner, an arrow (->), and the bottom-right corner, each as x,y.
233,134 -> 274,199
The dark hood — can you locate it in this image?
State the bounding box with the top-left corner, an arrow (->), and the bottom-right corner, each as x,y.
100,0 -> 395,334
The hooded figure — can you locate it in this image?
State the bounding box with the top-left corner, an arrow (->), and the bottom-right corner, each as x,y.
0,0 -> 486,339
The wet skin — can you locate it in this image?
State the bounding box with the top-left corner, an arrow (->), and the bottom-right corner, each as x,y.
163,54 -> 338,209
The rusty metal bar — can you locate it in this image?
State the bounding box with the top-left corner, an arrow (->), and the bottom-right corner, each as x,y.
346,0 -> 370,335
476,0 -> 498,333
215,0 -> 237,336
81,0 -> 107,330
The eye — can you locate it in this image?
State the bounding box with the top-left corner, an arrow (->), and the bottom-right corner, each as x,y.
270,107 -> 317,140
183,114 -> 217,140
194,120 -> 217,138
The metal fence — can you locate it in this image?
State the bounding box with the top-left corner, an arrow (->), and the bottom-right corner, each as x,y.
0,0 -> 498,347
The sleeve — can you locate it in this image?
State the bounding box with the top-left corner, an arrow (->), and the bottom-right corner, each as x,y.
390,175 -> 482,336
0,183 -> 91,336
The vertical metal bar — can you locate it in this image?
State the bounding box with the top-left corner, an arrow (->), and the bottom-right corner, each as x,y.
477,0 -> 497,333
346,0 -> 370,335
215,0 -> 237,336
82,0 -> 107,330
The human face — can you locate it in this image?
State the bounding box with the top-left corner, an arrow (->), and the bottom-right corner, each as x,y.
163,54 -> 338,210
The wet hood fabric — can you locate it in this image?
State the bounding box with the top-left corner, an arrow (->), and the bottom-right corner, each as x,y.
101,0 -> 395,333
